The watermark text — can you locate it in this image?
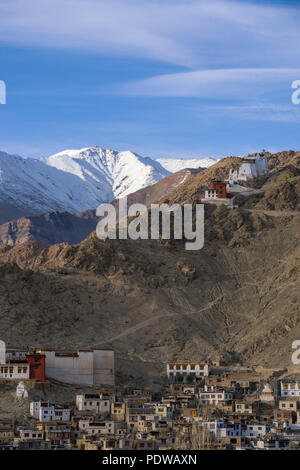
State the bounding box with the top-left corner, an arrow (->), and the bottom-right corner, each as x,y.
0,80 -> 6,104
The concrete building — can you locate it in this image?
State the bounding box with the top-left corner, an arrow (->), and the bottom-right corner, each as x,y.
0,363 -> 29,380
44,349 -> 114,386
199,385 -> 233,406
242,424 -> 269,437
0,346 -> 45,382
30,401 -> 71,422
281,380 -> 300,397
111,402 -> 126,421
78,419 -> 117,435
76,393 -> 111,414
204,421 -> 242,437
279,398 -> 299,411
234,401 -> 253,414
19,429 -> 44,440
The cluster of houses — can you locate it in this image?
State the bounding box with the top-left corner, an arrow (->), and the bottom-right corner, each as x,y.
1,358 -> 300,450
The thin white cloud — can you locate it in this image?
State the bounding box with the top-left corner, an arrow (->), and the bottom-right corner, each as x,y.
0,0 -> 299,67
122,68 -> 300,98
197,103 -> 300,123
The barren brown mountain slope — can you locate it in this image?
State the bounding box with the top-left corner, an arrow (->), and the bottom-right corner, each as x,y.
0,210 -> 99,247
238,166 -> 300,211
0,151 -> 299,385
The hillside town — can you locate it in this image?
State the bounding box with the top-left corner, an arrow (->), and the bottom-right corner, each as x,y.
1,345 -> 300,450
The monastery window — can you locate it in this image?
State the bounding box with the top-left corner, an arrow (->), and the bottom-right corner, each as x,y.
291,384 -> 295,390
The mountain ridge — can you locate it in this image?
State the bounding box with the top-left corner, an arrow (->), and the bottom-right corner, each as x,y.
0,146 -> 215,224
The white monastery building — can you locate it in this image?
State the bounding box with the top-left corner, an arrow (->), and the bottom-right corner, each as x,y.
228,151 -> 269,183
166,362 -> 209,380
44,349 -> 114,386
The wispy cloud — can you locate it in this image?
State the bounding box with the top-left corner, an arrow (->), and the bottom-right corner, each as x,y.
196,103 -> 300,123
0,0 -> 299,68
122,68 -> 300,98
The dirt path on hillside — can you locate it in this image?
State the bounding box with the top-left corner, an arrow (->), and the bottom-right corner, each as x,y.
244,209 -> 300,217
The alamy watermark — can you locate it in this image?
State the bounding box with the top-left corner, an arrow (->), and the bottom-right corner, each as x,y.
291,340 -> 300,365
291,80 -> 300,105
0,80 -> 6,104
0,340 -> 5,364
96,197 -> 204,251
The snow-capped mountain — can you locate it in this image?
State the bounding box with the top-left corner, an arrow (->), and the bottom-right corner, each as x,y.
45,147 -> 169,201
156,157 -> 216,173
0,146 -> 216,223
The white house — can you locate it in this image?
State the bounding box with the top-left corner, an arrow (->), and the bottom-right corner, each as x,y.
242,424 -> 269,437
76,393 -> 112,414
78,419 -> 117,435
19,429 -> 44,440
280,381 -> 300,397
199,385 -> 233,406
204,421 -> 241,437
0,363 -> 29,380
30,401 -> 71,422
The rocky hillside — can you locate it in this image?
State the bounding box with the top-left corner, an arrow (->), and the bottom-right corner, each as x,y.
238,166 -> 300,211
0,150 -> 299,385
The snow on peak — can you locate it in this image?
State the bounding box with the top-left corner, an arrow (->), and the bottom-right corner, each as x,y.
0,146 -> 216,222
156,157 -> 216,173
44,146 -> 169,200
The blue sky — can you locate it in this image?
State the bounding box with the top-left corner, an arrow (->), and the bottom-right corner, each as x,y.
0,0 -> 299,159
